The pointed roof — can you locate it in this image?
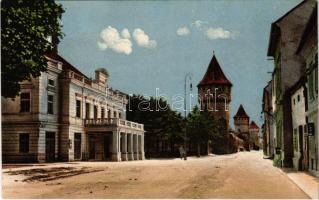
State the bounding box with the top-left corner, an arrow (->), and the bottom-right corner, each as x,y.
234,104 -> 249,119
197,54 -> 232,87
250,121 -> 259,129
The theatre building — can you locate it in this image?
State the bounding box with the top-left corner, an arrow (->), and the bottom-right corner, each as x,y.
2,53 -> 145,163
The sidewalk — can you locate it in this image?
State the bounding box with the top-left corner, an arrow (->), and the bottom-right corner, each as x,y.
281,168 -> 319,199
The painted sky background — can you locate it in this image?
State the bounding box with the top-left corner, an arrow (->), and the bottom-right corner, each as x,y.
58,0 -> 301,128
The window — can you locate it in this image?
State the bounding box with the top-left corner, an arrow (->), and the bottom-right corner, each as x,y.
297,95 -> 300,102
119,112 -> 122,119
20,93 -> 30,112
48,95 -> 54,114
85,103 -> 90,119
48,79 -> 55,86
114,111 -> 117,118
108,110 -> 111,118
19,133 -> 29,153
94,105 -> 98,119
76,100 -> 81,118
309,70 -> 315,100
101,107 -> 105,119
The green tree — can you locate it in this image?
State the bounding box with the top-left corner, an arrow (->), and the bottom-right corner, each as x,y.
186,106 -> 219,156
1,0 -> 64,98
127,94 -> 184,157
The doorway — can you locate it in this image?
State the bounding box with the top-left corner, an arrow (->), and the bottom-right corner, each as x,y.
298,125 -> 304,171
74,133 -> 82,160
45,132 -> 55,162
89,134 -> 96,159
104,135 -> 111,160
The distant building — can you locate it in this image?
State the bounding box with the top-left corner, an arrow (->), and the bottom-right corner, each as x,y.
249,121 -> 260,150
267,0 -> 316,167
233,104 -> 250,150
197,53 -> 233,154
2,52 -> 145,163
295,3 -> 318,176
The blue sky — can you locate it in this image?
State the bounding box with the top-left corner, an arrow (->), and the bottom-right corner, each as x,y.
58,0 -> 301,128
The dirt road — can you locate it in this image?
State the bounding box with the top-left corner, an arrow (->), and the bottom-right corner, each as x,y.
2,151 -> 310,198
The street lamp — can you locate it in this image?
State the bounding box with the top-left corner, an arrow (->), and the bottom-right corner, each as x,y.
184,72 -> 192,155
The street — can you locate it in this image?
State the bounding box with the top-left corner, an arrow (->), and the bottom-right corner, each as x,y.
2,151 -> 310,199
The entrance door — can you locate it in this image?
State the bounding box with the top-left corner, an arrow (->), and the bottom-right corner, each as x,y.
74,133 -> 82,160
45,132 -> 55,162
298,126 -> 304,171
104,135 -> 110,160
89,135 -> 96,159
303,128 -> 309,170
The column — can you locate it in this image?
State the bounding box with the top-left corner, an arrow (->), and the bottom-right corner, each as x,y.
111,129 -> 121,161
121,132 -> 128,161
133,134 -> 139,160
140,133 -> 145,160
127,133 -> 134,160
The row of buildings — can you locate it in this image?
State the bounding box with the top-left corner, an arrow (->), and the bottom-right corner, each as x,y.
262,0 -> 318,177
2,47 -> 145,162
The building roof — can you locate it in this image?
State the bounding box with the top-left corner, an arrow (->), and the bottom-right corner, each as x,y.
197,54 -> 232,87
250,121 -> 259,129
267,0 -> 308,57
234,104 -> 249,119
44,52 -> 89,79
296,3 -> 317,54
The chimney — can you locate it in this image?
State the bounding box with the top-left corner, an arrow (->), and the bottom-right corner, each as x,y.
95,68 -> 109,87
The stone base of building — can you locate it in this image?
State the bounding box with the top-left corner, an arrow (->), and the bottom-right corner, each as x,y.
112,153 -> 121,161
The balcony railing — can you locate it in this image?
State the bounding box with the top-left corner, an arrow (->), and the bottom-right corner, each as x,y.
84,118 -> 144,131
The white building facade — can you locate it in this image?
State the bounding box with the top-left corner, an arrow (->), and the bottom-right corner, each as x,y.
2,53 -> 145,163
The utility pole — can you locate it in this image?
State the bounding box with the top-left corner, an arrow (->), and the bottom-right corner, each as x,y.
184,72 -> 192,155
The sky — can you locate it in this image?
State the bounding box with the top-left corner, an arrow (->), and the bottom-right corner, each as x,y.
58,0 -> 301,128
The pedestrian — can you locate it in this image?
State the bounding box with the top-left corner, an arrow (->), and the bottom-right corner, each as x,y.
179,145 -> 184,160
179,145 -> 187,160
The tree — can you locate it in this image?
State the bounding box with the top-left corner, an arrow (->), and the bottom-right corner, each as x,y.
127,94 -> 185,157
186,106 -> 219,156
1,0 -> 64,98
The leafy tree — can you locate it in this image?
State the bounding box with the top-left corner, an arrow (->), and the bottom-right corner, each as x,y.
186,106 -> 219,156
127,94 -> 184,157
1,0 -> 64,98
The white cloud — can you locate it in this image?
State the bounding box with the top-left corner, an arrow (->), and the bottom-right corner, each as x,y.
98,26 -> 132,55
121,28 -> 131,39
133,28 -> 157,48
191,20 -> 207,30
205,27 -> 232,40
176,26 -> 190,36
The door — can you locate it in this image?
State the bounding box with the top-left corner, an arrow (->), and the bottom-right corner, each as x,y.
89,134 -> 96,159
74,133 -> 82,160
298,126 -> 304,171
303,126 -> 309,170
104,135 -> 110,160
45,132 -> 56,162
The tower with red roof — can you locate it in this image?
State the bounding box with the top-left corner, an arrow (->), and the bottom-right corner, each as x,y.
197,53 -> 232,128
233,104 -> 250,133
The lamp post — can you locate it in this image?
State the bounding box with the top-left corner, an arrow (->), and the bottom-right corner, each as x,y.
184,72 -> 192,155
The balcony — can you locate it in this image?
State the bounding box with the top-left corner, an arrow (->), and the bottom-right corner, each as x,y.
84,118 -> 144,131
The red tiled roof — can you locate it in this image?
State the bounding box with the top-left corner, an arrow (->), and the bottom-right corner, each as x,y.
44,52 -> 89,79
197,54 -> 232,87
250,121 -> 259,129
234,104 -> 249,118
